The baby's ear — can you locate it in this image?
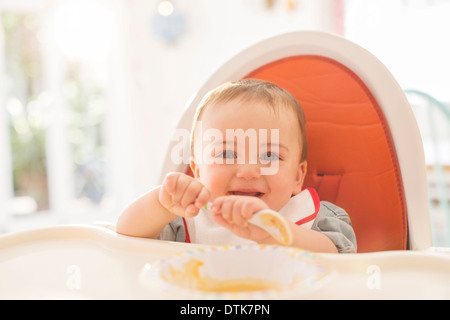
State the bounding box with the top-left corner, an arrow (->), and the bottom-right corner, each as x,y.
190,158 -> 200,179
293,161 -> 307,195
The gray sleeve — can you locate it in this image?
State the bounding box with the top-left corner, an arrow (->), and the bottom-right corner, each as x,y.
311,201 -> 357,253
157,217 -> 186,242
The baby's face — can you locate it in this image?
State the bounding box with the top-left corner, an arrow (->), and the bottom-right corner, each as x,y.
191,99 -> 306,211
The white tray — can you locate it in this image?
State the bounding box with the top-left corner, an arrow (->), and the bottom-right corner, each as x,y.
0,225 -> 448,299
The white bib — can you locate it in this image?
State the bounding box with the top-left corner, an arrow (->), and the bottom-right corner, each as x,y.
184,188 -> 320,245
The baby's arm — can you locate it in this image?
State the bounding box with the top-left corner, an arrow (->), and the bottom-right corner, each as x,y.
115,186 -> 176,238
212,196 -> 338,253
116,172 -> 210,239
276,222 -> 338,253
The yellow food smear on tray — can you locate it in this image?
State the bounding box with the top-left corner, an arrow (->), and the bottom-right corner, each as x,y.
258,212 -> 291,245
164,258 -> 281,292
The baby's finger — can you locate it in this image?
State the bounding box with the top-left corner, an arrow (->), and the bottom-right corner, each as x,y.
230,200 -> 248,227
241,200 -> 258,220
218,197 -> 234,223
185,204 -> 200,217
213,213 -> 251,239
210,196 -> 226,213
170,174 -> 193,204
212,213 -> 232,230
163,172 -> 179,195
194,187 -> 211,209
180,180 -> 203,208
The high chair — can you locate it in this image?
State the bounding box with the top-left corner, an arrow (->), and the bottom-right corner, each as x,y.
160,31 -> 433,253
0,32 -> 448,301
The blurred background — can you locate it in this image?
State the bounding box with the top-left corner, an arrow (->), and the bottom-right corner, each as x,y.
0,0 -> 448,247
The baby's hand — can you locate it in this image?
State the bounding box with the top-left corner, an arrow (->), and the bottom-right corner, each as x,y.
211,195 -> 272,242
159,172 -> 210,218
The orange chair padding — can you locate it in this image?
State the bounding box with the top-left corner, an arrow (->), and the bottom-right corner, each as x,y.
245,55 -> 408,252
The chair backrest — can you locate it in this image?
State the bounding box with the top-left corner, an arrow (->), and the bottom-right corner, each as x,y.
160,31 -> 433,252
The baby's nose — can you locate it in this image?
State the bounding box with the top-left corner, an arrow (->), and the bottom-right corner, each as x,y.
236,163 -> 261,179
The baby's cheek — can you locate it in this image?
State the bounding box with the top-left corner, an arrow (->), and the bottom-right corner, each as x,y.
197,169 -> 228,200
263,179 -> 293,211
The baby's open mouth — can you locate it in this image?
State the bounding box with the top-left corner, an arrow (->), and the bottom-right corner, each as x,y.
228,191 -> 264,198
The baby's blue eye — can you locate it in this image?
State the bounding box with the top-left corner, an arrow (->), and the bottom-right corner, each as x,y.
218,150 -> 236,159
260,152 -> 280,161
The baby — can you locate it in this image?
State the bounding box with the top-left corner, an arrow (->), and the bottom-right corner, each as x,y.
116,79 -> 356,253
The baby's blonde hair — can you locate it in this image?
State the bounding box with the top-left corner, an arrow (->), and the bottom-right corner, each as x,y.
190,78 -> 308,162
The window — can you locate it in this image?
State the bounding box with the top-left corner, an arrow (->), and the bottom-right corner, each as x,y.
344,0 -> 450,246
2,10 -> 49,214
0,0 -> 133,231
344,0 -> 450,101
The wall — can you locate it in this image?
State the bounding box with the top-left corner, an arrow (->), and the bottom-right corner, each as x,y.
120,0 -> 344,196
